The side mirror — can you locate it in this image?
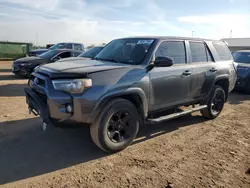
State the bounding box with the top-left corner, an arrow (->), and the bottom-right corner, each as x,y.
154,56 -> 173,67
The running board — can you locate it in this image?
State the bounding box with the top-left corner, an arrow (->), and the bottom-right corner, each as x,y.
147,105 -> 207,124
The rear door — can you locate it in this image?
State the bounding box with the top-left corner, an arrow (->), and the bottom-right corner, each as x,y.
188,41 -> 216,101
149,40 -> 193,111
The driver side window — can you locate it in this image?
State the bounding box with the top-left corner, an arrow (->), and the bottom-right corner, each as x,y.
155,41 -> 186,64
57,52 -> 71,59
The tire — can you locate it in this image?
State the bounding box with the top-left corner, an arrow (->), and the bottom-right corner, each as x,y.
90,98 -> 140,153
245,80 -> 250,94
201,85 -> 226,119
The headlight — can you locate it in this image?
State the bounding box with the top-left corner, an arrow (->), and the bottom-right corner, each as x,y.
20,63 -> 32,66
52,79 -> 92,94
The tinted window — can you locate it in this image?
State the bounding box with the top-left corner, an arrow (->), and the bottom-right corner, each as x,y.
155,41 -> 186,64
74,44 -> 83,51
79,47 -> 103,58
233,52 -> 250,64
206,48 -> 213,62
57,52 -> 71,58
96,38 -> 154,65
62,43 -> 73,49
213,41 -> 232,61
49,43 -> 66,50
190,42 -> 213,63
39,50 -> 59,59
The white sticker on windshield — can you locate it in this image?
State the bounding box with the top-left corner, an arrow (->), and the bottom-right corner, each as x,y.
137,40 -> 154,45
126,43 -> 136,46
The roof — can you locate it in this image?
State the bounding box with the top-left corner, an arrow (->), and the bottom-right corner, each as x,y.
120,36 -> 217,41
221,38 -> 250,47
57,42 -> 83,45
51,49 -> 82,52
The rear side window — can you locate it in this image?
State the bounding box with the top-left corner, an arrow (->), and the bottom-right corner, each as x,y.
212,41 -> 232,61
155,41 -> 186,64
63,43 -> 73,49
74,44 -> 83,51
190,42 -> 214,63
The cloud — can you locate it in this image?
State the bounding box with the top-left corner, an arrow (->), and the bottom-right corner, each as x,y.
178,14 -> 250,39
3,0 -> 247,46
0,0 -> 190,46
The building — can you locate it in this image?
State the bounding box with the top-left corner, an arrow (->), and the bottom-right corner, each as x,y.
221,38 -> 250,52
0,41 -> 32,59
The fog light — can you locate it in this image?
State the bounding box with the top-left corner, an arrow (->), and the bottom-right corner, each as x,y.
66,104 -> 73,113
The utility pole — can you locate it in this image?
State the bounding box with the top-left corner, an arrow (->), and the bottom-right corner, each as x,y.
35,32 -> 38,46
230,30 -> 232,38
192,31 -> 195,38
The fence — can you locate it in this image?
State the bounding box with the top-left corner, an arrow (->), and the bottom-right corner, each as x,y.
0,41 -> 32,60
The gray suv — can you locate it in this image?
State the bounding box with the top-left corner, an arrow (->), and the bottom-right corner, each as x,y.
25,37 -> 237,153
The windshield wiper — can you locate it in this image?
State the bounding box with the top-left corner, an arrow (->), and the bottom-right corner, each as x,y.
93,57 -> 129,64
106,58 -> 121,63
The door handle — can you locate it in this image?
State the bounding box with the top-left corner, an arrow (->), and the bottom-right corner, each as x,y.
182,70 -> 192,76
209,68 -> 217,72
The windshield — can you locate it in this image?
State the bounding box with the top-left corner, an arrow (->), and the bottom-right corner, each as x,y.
79,46 -> 103,58
49,43 -> 66,50
95,38 -> 155,65
233,52 -> 250,64
39,50 -> 59,59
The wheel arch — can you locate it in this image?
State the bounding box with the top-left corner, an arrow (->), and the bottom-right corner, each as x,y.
212,75 -> 229,101
89,87 -> 148,124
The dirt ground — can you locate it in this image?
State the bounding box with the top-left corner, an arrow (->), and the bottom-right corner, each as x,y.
0,61 -> 249,188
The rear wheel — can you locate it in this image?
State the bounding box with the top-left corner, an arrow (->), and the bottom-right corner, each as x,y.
201,85 -> 226,119
90,98 -> 140,153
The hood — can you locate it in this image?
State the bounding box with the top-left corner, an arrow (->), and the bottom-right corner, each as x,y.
57,57 -> 90,63
14,56 -> 50,65
237,63 -> 250,68
38,59 -> 131,78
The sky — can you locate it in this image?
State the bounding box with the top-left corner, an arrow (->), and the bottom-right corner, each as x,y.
0,0 -> 250,46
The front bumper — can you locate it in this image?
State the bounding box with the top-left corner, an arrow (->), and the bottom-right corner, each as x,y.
25,88 -> 53,125
234,76 -> 248,89
12,64 -> 32,77
25,72 -> 97,125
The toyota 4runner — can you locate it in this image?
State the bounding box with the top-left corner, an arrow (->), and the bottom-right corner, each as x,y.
25,37 -> 237,153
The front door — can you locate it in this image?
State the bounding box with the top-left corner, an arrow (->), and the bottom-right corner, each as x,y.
149,40 -> 193,111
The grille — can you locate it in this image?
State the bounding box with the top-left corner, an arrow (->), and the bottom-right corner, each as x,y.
30,75 -> 46,88
33,89 -> 47,104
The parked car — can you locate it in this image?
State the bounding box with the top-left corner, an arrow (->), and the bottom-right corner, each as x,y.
46,44 -> 55,49
28,42 -> 84,56
12,49 -> 82,77
233,50 -> 250,93
57,46 -> 104,63
25,37 -> 236,153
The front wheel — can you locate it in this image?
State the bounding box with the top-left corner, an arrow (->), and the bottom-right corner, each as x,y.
245,80 -> 250,94
90,98 -> 140,153
201,85 -> 226,119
